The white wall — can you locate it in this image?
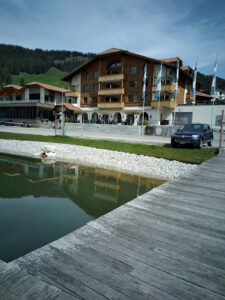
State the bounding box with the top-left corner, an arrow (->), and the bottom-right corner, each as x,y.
177,104 -> 225,128
71,73 -> 81,107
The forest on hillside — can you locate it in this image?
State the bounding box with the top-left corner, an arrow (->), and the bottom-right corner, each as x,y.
0,44 -> 95,87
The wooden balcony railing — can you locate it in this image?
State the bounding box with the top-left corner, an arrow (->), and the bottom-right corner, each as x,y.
151,100 -> 175,109
98,88 -> 124,96
98,74 -> 124,82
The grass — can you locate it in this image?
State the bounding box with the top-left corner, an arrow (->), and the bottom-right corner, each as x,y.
12,68 -> 68,88
0,132 -> 219,164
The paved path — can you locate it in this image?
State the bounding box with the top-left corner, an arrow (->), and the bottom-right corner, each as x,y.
1,149 -> 225,299
0,126 -> 223,146
0,126 -> 171,145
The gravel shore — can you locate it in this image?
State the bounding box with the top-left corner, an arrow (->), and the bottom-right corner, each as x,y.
0,139 -> 197,180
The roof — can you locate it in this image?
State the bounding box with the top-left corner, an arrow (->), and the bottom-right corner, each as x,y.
62,48 -> 192,82
161,57 -> 180,63
62,48 -> 164,81
22,82 -> 71,93
97,48 -> 124,55
54,102 -> 82,113
0,85 -> 23,96
196,91 -> 213,98
3,84 -> 22,90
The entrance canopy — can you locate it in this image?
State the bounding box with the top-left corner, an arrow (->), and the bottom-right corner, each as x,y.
53,103 -> 82,114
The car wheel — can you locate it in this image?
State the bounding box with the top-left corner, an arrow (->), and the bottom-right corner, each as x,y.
207,140 -> 212,146
171,142 -> 178,148
198,138 -> 203,149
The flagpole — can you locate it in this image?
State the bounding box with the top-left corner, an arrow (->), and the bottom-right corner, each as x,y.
61,82 -> 64,136
173,60 -> 180,126
155,63 -> 162,126
141,64 -> 147,134
210,53 -> 218,99
192,57 -> 198,101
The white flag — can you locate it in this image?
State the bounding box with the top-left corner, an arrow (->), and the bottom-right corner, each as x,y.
210,60 -> 217,96
155,63 -> 162,99
174,61 -> 180,99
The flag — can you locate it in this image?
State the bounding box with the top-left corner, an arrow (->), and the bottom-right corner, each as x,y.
155,63 -> 162,99
142,64 -> 147,102
174,61 -> 180,99
191,60 -> 198,97
210,59 -> 217,96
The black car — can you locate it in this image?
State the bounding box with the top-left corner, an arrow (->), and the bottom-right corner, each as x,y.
171,123 -> 213,149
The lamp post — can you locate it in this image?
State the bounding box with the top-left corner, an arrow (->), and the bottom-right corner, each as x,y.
191,101 -> 195,123
211,98 -> 216,129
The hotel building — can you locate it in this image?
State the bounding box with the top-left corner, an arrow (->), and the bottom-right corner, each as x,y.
63,48 -> 194,125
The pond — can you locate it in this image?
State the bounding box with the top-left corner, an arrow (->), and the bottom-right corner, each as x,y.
0,154 -> 166,262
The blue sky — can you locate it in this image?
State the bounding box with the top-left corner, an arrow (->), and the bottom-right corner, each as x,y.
1,0 -> 225,77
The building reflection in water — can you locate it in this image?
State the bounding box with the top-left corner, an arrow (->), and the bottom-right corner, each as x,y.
0,154 -> 166,218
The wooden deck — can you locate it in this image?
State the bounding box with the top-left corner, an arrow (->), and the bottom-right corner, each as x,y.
1,149 -> 225,299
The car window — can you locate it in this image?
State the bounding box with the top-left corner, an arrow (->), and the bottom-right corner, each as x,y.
180,124 -> 204,131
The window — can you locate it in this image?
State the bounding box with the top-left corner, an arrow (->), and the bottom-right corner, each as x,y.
128,96 -> 134,102
93,84 -> 98,91
110,61 -> 121,68
93,97 -> 97,103
93,71 -> 99,78
85,73 -> 89,79
129,81 -> 135,88
130,66 -> 136,74
83,85 -> 88,91
84,97 -> 88,104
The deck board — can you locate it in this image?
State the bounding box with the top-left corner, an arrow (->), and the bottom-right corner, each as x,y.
1,149 -> 225,299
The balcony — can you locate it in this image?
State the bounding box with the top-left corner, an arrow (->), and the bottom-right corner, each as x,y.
98,102 -> 124,109
98,74 -> 124,82
151,100 -> 175,109
186,93 -> 195,101
98,88 -> 124,96
65,91 -> 80,97
152,84 -> 175,94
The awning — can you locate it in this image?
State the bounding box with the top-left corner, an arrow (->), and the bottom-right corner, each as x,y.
53,103 -> 82,113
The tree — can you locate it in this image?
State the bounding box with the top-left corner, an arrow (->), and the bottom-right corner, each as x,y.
20,77 -> 25,86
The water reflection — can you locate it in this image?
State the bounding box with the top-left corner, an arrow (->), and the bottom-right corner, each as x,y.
0,154 -> 165,262
0,154 -> 165,218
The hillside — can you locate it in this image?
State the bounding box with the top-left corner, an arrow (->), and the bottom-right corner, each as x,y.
197,72 -> 225,94
0,44 -> 95,87
12,68 -> 69,88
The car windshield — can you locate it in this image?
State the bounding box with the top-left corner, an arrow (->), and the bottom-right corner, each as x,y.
179,124 -> 204,132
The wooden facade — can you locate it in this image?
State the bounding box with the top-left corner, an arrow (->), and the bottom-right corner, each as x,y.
63,48 -> 193,125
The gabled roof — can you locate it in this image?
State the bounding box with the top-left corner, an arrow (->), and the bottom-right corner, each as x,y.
97,48 -> 124,55
0,85 -> 23,96
22,82 -> 71,93
196,91 -> 212,98
62,48 -> 162,81
62,48 -> 193,82
54,102 -> 82,113
0,82 -> 71,97
161,57 -> 180,63
3,84 -> 22,90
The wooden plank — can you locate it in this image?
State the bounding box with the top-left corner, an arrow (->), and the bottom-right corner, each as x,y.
2,149 -> 225,299
64,224 -> 225,296
87,221 -> 225,277
17,245 -> 177,300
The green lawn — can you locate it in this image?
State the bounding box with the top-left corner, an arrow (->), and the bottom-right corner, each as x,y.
0,132 -> 219,164
12,68 -> 68,88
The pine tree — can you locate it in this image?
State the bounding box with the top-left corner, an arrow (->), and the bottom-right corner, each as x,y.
20,77 -> 25,86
